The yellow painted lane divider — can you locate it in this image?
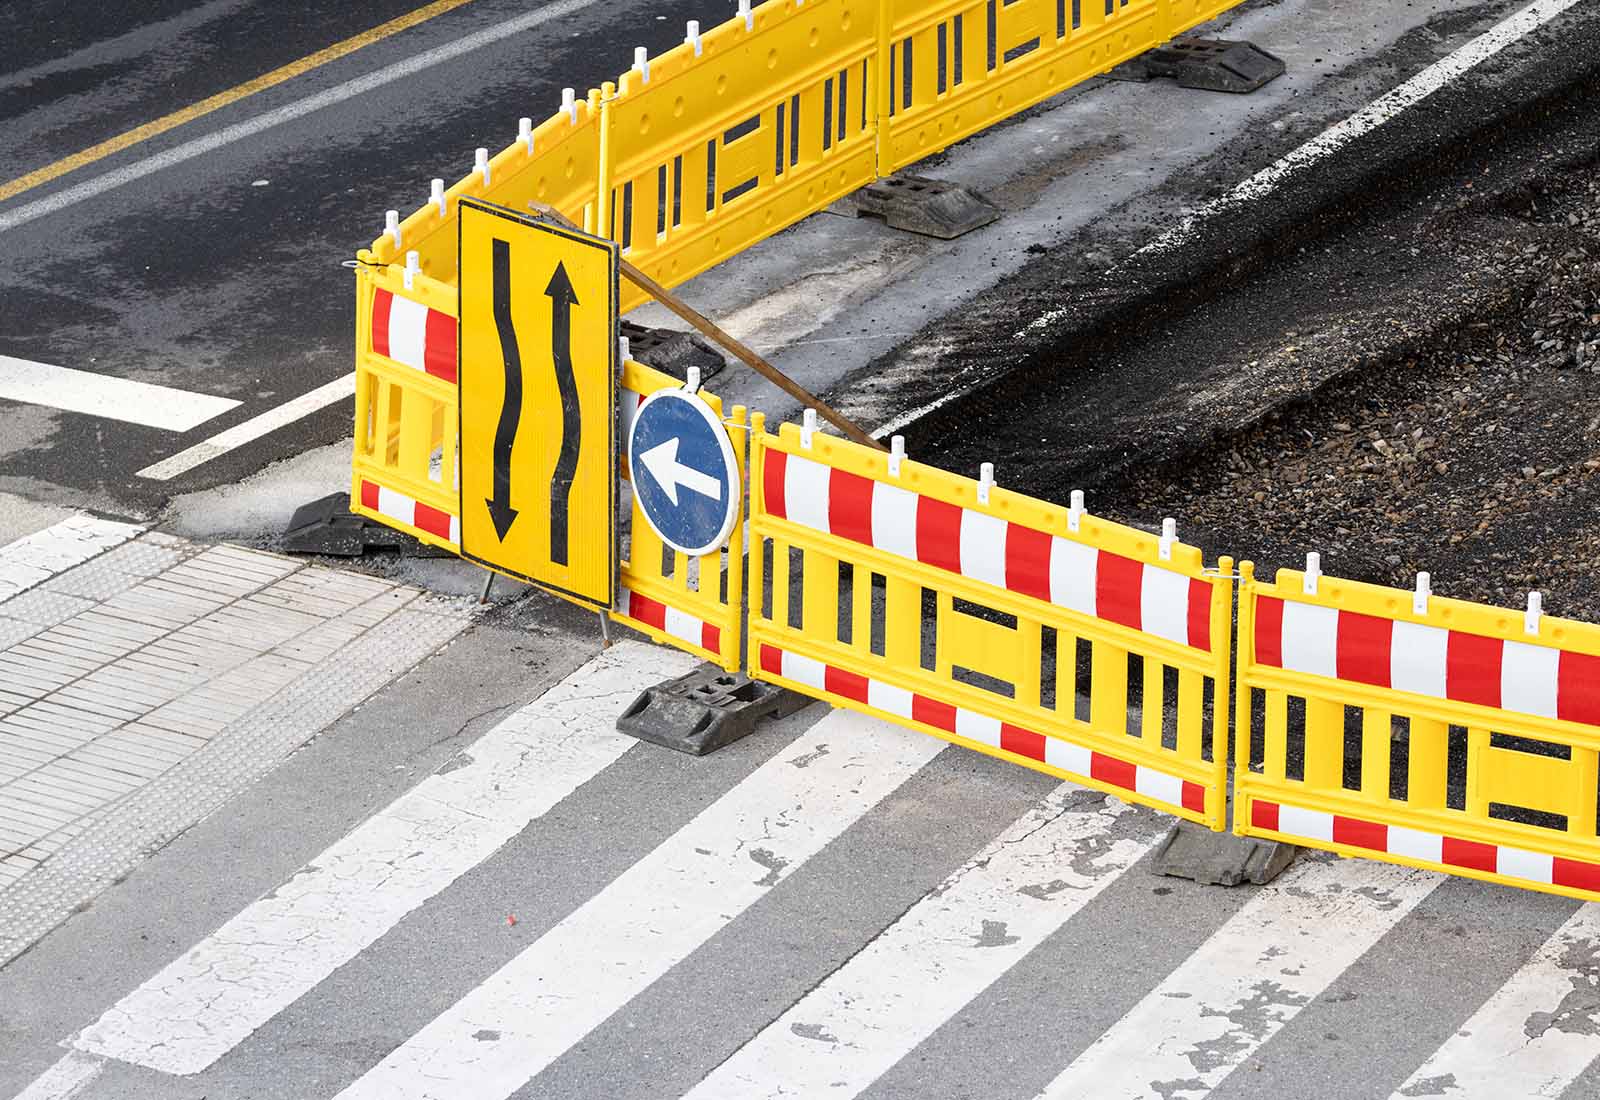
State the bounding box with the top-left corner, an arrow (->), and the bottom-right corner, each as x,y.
0,0 -> 482,205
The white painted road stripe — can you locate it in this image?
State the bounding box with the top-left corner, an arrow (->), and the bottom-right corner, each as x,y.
0,0 -> 610,235
0,515 -> 143,605
1390,904 -> 1600,1099
333,710 -> 946,1100
1139,0 -> 1586,259
9,1051 -> 103,1100
60,641 -> 696,1077
1037,856 -> 1440,1100
0,355 -> 239,431
682,785 -> 1158,1100
136,373 -> 357,480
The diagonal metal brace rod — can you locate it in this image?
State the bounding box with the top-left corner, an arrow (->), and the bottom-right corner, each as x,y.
529,202 -> 886,451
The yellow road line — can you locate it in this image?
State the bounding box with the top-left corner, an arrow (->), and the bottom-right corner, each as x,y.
0,0 -> 481,205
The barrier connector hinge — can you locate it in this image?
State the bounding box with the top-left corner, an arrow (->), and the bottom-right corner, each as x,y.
1068,489 -> 1085,534
633,47 -> 650,84
562,87 -> 579,124
800,408 -> 819,450
978,463 -> 995,505
474,147 -> 491,187
686,21 -> 703,56
738,0 -> 753,31
888,435 -> 906,477
430,178 -> 446,218
1159,518 -> 1177,562
385,210 -> 401,249
1414,571 -> 1432,615
684,366 -> 702,395
1526,591 -> 1544,636
518,116 -> 534,153
403,250 -> 420,291
1303,552 -> 1321,596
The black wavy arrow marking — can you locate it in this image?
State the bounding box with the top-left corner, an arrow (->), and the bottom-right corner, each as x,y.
486,238 -> 521,542
546,260 -> 581,567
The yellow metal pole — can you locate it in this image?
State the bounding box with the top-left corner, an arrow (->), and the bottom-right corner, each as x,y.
594,85 -> 614,239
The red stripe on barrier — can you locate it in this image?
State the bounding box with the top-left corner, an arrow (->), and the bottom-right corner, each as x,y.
1094,552 -> 1143,631
1005,524 -> 1053,603
1089,752 -> 1137,792
1447,631 -> 1502,709
1337,611 -> 1393,688
414,502 -> 454,541
372,289 -> 393,358
916,498 -> 962,573
1181,781 -> 1207,814
1187,578 -> 1212,652
1442,836 -> 1498,874
759,644 -> 783,676
764,450 -> 789,520
359,480 -> 380,511
701,623 -> 721,653
1332,815 -> 1387,852
999,723 -> 1046,762
423,310 -> 458,383
912,694 -> 958,732
627,592 -> 668,631
1255,596 -> 1285,668
1558,650 -> 1600,726
1251,799 -> 1280,831
1553,857 -> 1600,895
828,469 -> 875,546
825,665 -> 870,704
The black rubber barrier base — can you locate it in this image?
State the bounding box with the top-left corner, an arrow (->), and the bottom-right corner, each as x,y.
621,320 -> 725,383
829,175 -> 1002,240
283,493 -> 424,557
1112,39 -> 1286,94
1152,819 -> 1297,886
616,665 -> 812,756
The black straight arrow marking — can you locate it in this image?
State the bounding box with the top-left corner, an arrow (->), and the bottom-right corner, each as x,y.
546,260 -> 581,567
486,238 -> 521,541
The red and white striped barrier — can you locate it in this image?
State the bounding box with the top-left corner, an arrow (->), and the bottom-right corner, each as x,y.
617,586 -> 723,654
759,644 -> 1208,815
1254,596 -> 1600,725
1249,798 -> 1600,896
762,449 -> 1213,650
371,288 -> 458,384
358,480 -> 459,547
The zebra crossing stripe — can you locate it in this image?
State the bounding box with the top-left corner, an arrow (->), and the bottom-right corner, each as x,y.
681,785 -> 1159,1100
1390,904 -> 1600,1099
1036,856 -> 1440,1099
333,709 -> 947,1100
63,641 -> 696,1076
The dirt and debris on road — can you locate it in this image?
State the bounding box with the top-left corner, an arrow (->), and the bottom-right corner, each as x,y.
1116,162 -> 1600,619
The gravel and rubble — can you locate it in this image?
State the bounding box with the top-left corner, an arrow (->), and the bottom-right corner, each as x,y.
1116,163 -> 1600,619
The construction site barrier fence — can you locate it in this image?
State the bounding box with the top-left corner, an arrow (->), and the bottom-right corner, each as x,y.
614,361 -> 748,672
1233,561 -> 1600,903
745,416 -> 1233,828
358,0 -> 1249,307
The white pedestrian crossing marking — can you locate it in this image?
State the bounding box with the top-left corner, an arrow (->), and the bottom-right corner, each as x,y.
0,355 -> 240,431
0,515 -> 142,604
1036,855 -> 1440,1100
1391,904 -> 1600,1099
62,641 -> 695,1076
332,709 -> 945,1100
681,784 -> 1159,1100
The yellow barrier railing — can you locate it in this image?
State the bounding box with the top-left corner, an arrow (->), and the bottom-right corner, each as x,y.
746,416 -> 1233,827
614,361 -> 748,671
1234,562 -> 1600,902
877,0 -> 1240,174
606,0 -> 880,313
351,262 -> 463,552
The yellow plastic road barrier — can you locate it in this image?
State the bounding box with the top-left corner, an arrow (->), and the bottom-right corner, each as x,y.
1234,562 -> 1600,902
351,262 -> 463,552
877,0 -> 1241,174
605,0 -> 880,313
614,361 -> 748,671
746,416 -> 1233,827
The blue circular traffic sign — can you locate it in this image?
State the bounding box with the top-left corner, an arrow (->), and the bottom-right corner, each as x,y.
627,388 -> 741,556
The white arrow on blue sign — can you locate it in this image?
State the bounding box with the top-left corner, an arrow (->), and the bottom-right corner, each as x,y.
626,388 -> 741,556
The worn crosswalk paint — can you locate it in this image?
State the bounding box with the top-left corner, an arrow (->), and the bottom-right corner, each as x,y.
682,784 -> 1158,1100
333,710 -> 946,1100
1390,903 -> 1600,1099
1037,855 -> 1441,1100
57,643 -> 694,1076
